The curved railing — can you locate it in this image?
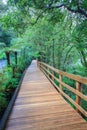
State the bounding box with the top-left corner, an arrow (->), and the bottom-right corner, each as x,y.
38,61 -> 87,117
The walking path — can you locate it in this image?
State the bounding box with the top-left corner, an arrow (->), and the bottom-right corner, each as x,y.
5,60 -> 87,130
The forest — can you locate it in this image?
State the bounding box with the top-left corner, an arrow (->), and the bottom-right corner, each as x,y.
0,0 -> 87,121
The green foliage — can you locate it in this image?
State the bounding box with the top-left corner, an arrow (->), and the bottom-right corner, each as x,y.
0,48 -> 32,119
0,26 -> 13,46
0,0 -> 87,120
0,94 -> 8,118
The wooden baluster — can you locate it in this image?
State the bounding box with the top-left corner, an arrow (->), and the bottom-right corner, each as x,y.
40,63 -> 41,70
76,82 -> 81,113
48,67 -> 50,77
38,62 -> 41,70
37,58 -> 39,67
37,57 -> 40,68
52,71 -> 54,81
59,74 -> 62,95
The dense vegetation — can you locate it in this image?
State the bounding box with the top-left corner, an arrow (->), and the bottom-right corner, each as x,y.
0,48 -> 32,119
0,0 -> 87,120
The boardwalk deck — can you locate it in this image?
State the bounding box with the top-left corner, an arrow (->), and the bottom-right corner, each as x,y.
5,60 -> 87,130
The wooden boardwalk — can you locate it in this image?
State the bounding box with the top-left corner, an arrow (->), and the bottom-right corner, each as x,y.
5,60 -> 87,130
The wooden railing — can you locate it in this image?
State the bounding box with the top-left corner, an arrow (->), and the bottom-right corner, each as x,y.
38,61 -> 87,117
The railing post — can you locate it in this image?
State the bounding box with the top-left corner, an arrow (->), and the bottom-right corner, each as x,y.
37,58 -> 39,67
76,82 -> 81,113
52,71 -> 54,81
48,67 -> 50,77
59,74 -> 62,94
39,63 -> 41,70
37,57 -> 40,68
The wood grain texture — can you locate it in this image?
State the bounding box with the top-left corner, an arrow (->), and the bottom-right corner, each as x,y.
5,60 -> 87,130
39,62 -> 87,116
39,62 -> 87,84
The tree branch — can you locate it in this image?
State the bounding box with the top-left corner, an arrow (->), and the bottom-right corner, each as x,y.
46,4 -> 64,9
31,1 -> 87,25
32,9 -> 47,25
46,3 -> 87,18
65,5 -> 87,17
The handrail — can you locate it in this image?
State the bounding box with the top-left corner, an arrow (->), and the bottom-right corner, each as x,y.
38,61 -> 87,117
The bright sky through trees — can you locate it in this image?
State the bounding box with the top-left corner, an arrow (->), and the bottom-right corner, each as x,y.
2,0 -> 7,4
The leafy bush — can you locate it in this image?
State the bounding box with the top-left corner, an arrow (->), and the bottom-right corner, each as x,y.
0,94 -> 9,119
0,53 -> 32,119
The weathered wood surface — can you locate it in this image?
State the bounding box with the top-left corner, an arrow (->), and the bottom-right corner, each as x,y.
5,60 -> 87,130
39,62 -> 87,116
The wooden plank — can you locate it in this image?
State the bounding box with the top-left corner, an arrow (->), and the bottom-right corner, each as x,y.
40,64 -> 87,117
40,62 -> 87,84
5,60 -> 87,130
59,74 -> 62,95
41,65 -> 87,101
40,63 -> 87,116
76,82 -> 81,113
